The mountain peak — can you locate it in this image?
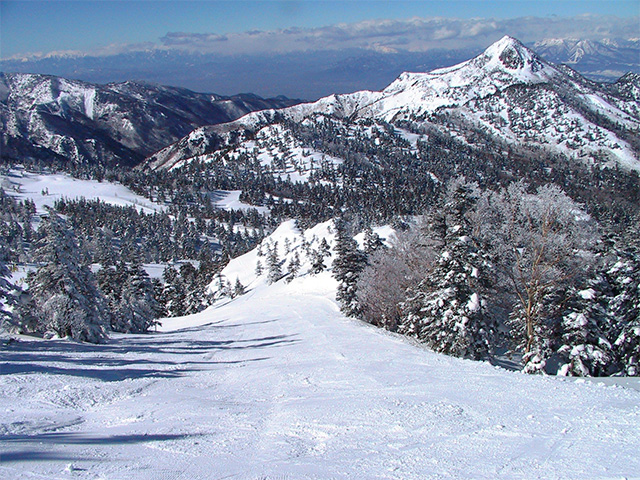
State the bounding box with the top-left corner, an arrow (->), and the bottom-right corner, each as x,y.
481,35 -> 540,71
381,36 -> 556,109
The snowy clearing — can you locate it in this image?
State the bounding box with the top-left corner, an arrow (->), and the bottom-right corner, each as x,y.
0,169 -> 164,214
2,270 -> 639,479
210,190 -> 269,214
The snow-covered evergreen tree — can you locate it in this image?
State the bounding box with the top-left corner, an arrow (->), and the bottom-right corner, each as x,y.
363,226 -> 385,256
286,251 -> 301,283
310,247 -> 327,274
161,266 -> 187,317
113,263 -> 161,333
179,263 -> 204,314
400,182 -> 497,359
27,213 -> 109,343
333,222 -> 367,317
556,279 -> 616,376
266,245 -> 283,284
400,234 -> 496,359
233,277 -> 246,297
609,253 -> 640,376
318,238 -> 331,259
0,251 -> 20,333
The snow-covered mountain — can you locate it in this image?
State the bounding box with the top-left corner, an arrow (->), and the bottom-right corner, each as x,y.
147,36 -> 640,173
0,73 -> 300,167
534,38 -> 640,81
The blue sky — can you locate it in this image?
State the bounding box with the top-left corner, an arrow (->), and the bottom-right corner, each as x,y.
2,0 -> 639,58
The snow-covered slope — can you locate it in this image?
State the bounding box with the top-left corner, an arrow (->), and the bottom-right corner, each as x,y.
2,222 -> 639,479
150,122 -> 344,178
0,167 -> 165,214
148,36 -> 640,172
207,219 -> 337,298
0,72 -> 300,167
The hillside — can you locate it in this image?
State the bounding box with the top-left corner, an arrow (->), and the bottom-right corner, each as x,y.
0,73 -> 300,167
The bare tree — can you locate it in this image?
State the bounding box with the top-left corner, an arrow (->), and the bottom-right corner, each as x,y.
475,181 -> 597,371
357,218 -> 437,330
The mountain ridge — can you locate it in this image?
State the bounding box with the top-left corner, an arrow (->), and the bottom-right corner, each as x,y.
146,36 -> 640,173
0,72 -> 301,167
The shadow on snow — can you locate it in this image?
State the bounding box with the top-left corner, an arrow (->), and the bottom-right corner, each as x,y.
0,329 -> 297,382
1,432 -> 200,463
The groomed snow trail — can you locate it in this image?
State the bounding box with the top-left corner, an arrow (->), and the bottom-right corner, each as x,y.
2,274 -> 639,479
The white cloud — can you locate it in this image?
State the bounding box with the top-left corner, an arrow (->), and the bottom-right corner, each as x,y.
3,15 -> 638,61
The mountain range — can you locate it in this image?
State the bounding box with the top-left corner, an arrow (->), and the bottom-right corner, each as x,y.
2,36 -> 639,183
146,36 -> 640,174
1,37 -> 638,99
533,38 -> 640,81
0,73 -> 300,167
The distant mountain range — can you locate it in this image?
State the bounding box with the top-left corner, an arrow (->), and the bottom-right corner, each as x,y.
2,37 -> 638,175
147,36 -> 640,174
534,38 -> 640,81
1,38 -> 637,100
0,73 -> 300,167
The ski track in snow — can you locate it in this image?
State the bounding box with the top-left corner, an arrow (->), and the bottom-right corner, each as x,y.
2,275 -> 639,479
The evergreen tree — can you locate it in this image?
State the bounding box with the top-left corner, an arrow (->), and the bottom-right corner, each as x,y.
27,213 -> 109,343
179,263 -> 203,314
400,235 -> 496,360
286,252 -> 301,283
0,251 -> 20,333
96,261 -> 129,318
363,226 -> 385,256
266,246 -> 283,284
233,277 -> 246,297
556,278 -> 616,376
310,248 -> 327,274
318,238 -> 331,259
152,278 -> 168,318
400,183 -> 497,360
161,266 -> 187,317
609,253 -> 640,376
333,222 -> 367,317
113,263 -> 161,333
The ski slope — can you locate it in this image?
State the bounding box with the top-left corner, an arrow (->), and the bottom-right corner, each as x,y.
2,270 -> 639,479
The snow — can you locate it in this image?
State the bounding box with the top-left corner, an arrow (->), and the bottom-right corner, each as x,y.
3,219 -> 640,478
353,225 -> 396,249
2,268 -> 639,478
466,292 -> 480,312
83,88 -> 96,120
235,124 -> 343,183
0,169 -> 165,214
208,219 -> 336,295
579,288 -> 596,300
211,190 -> 269,214
394,127 -> 424,151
